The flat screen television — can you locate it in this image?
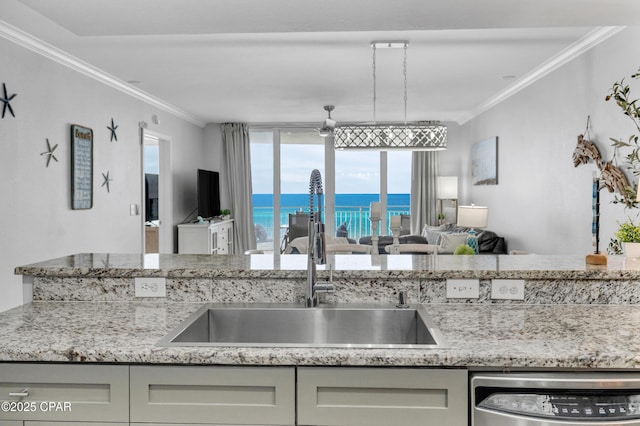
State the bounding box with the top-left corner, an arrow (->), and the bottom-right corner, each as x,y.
197,169 -> 221,219
144,173 -> 159,222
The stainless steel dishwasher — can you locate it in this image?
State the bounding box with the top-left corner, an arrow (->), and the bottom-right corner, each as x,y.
472,372 -> 640,425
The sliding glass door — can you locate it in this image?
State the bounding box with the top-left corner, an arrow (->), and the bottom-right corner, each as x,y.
249,126 -> 411,252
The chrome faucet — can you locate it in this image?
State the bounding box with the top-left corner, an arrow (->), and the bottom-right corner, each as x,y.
306,169 -> 333,307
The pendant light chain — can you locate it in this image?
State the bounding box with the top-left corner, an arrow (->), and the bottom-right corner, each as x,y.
333,40 -> 447,151
372,44 -> 377,125
403,43 -> 408,125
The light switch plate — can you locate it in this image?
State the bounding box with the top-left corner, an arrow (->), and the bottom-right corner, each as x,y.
491,279 -> 525,300
134,277 -> 166,298
446,279 -> 480,299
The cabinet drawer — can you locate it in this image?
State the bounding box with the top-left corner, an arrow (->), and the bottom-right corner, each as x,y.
298,367 -> 468,426
0,363 -> 129,423
131,365 -> 295,425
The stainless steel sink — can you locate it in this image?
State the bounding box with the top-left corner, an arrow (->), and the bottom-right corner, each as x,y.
157,304 -> 446,348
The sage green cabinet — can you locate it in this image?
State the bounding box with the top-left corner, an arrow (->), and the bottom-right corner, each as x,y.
130,365 -> 295,425
0,363 -> 128,424
297,367 -> 468,426
1,363 -> 468,425
24,423 -> 127,426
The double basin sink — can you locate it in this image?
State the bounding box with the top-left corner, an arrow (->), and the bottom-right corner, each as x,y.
157,304 -> 446,349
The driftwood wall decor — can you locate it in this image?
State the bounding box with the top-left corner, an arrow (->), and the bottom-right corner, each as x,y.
573,134 -> 631,205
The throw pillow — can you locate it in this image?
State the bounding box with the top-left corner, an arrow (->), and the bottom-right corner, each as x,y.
439,233 -> 469,254
421,224 -> 445,245
425,230 -> 444,245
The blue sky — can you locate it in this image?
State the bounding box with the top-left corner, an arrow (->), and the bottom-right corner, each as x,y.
250,134 -> 411,194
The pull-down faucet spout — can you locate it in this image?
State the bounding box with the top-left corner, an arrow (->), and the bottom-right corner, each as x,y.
306,169 -> 332,307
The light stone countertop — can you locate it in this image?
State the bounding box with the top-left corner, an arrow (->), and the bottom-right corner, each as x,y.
13,253 -> 640,280
1,300 -> 640,369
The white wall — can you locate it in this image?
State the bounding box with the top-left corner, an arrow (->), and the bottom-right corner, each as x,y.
203,124 -> 231,212
458,27 -> 640,254
0,38 -> 204,312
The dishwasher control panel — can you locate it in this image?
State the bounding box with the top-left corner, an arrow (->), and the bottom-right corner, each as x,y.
479,392 -> 640,420
472,373 -> 640,426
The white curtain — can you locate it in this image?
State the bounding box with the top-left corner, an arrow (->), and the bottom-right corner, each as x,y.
410,151 -> 439,234
222,123 -> 256,253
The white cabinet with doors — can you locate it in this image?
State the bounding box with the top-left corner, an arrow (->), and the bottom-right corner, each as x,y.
178,220 -> 234,254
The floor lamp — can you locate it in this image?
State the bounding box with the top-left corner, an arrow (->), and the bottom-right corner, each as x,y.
457,205 -> 488,254
437,176 -> 458,224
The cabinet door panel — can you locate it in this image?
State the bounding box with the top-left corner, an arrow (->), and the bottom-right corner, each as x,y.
298,367 -> 467,426
25,423 -> 128,426
0,363 -> 128,423
131,365 -> 295,425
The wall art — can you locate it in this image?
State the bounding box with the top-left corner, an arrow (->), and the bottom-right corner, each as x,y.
101,171 -> 112,192
107,118 -> 118,142
1,83 -> 17,118
472,136 -> 498,185
40,138 -> 58,167
71,124 -> 93,209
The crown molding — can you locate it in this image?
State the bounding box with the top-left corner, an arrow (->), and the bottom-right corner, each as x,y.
0,20 -> 206,128
457,26 -> 626,125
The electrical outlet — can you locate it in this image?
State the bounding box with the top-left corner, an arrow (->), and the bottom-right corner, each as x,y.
491,279 -> 525,300
446,279 -> 480,299
134,277 -> 166,298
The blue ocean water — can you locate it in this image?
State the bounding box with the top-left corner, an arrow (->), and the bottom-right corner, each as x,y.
252,193 -> 410,242
253,193 -> 410,208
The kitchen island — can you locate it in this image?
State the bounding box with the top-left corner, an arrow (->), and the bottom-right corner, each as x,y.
5,252 -> 640,368
4,253 -> 640,426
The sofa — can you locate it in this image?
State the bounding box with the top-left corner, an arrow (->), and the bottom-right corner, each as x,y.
285,223 -> 507,255
357,224 -> 507,255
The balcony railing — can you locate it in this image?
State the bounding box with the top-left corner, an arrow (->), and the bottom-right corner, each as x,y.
253,205 -> 410,249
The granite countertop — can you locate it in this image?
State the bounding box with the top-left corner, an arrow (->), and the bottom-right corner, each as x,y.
1,300 -> 640,369
14,253 -> 640,280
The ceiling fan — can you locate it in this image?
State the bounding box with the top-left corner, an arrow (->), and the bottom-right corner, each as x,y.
317,105 -> 336,138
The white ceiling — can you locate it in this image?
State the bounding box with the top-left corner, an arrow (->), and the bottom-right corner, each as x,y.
2,0 -> 640,126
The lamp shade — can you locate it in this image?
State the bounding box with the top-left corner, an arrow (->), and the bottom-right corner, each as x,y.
370,202 -> 381,220
457,205 -> 488,228
437,176 -> 458,199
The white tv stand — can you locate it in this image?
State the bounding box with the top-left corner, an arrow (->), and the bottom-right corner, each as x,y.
178,220 -> 234,254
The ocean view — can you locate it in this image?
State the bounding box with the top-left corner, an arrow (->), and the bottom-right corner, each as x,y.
252,193 -> 410,247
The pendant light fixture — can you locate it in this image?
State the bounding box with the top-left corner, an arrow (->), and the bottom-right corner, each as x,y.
333,41 -> 447,151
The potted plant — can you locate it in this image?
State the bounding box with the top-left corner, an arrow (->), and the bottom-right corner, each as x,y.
220,209 -> 231,220
615,219 -> 640,257
437,212 -> 446,226
605,67 -> 640,254
606,66 -> 640,208
453,244 -> 476,255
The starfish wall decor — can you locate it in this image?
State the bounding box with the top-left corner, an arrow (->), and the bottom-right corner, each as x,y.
101,171 -> 112,192
107,118 -> 118,142
40,138 -> 59,167
1,83 -> 17,118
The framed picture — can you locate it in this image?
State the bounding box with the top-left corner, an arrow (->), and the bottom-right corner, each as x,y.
472,136 -> 498,185
71,124 -> 93,209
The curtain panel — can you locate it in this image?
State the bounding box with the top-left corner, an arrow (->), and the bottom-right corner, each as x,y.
410,151 -> 439,235
222,123 -> 257,253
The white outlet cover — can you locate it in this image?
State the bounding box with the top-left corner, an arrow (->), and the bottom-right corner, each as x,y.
446,279 -> 480,299
491,279 -> 525,300
134,277 -> 167,298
